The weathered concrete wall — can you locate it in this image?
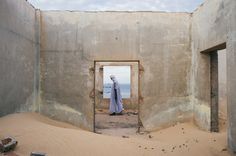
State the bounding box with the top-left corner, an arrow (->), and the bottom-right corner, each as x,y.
192,0 -> 236,153
191,0 -> 227,131
0,0 -> 39,116
40,11 -> 192,131
225,0 -> 236,153
218,50 -> 227,123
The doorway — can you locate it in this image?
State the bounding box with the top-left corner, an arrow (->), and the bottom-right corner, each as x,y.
210,48 -> 227,132
94,61 -> 140,136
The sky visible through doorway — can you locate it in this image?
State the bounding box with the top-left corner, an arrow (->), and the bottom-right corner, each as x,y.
103,66 -> 130,98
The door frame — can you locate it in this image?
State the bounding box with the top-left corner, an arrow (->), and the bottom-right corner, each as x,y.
93,60 -> 142,132
201,43 -> 226,132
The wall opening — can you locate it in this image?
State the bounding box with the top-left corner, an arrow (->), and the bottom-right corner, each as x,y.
94,61 -> 140,136
210,48 -> 227,132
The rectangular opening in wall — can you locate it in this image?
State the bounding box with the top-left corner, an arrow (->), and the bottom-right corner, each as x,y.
94,61 -> 140,135
103,66 -> 131,99
210,48 -> 227,132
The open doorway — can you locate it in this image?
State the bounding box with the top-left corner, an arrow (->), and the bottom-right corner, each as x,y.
210,48 -> 227,132
94,61 -> 139,136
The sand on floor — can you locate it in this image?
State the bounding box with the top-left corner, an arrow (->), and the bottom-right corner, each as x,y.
0,112 -> 230,156
95,109 -> 138,136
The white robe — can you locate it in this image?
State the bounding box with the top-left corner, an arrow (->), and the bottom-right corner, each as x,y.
109,79 -> 124,113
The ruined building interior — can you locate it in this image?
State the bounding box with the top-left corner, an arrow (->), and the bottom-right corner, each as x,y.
0,0 -> 236,155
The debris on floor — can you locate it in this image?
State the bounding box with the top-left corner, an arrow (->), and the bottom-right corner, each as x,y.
30,152 -> 47,156
122,135 -> 129,138
0,137 -> 18,153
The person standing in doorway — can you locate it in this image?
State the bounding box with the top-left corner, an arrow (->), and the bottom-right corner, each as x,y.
109,75 -> 124,116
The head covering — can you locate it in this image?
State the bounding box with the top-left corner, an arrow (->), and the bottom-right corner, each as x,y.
110,75 -> 116,81
110,75 -> 115,79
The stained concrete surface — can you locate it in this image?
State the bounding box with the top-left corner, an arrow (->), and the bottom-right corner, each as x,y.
218,50 -> 227,132
0,0 -> 39,116
40,11 -> 192,131
191,0 -> 228,131
226,0 -> 236,152
191,0 -> 236,153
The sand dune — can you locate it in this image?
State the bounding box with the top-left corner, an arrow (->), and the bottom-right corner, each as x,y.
0,113 -> 230,156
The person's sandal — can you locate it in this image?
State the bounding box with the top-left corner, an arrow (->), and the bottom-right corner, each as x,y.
109,112 -> 116,116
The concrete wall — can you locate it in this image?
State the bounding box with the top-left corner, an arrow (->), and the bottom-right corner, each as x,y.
0,0 -> 39,116
191,0 -> 236,153
191,0 -> 227,131
40,11 -> 192,131
225,0 -> 236,153
218,50 -> 227,124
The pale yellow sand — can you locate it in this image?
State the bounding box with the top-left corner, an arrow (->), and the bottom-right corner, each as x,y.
0,113 -> 230,156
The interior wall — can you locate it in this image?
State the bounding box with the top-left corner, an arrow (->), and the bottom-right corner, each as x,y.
191,0 -> 236,153
40,11 -> 192,131
226,0 -> 236,153
0,0 -> 39,116
218,50 -> 227,126
191,0 -> 227,131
